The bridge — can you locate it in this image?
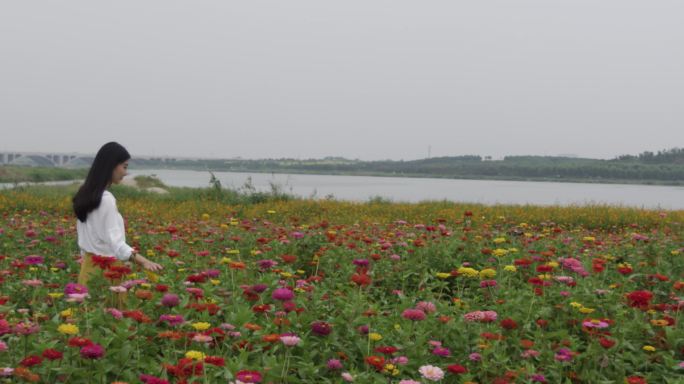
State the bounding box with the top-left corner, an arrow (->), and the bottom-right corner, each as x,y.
0,151 -> 180,168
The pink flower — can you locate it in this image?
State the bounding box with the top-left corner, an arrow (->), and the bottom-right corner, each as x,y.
419,365 -> 445,381
106,308 -> 123,319
469,352 -> 482,361
341,372 -> 354,382
416,301 -> 437,313
521,349 -> 540,359
22,279 -> 43,287
280,335 -> 301,346
392,356 -> 409,365
582,319 -> 609,329
0,341 -> 7,352
554,348 -> 574,362
399,381 -> 421,384
109,286 -> 128,293
66,293 -> 89,303
402,309 -> 426,321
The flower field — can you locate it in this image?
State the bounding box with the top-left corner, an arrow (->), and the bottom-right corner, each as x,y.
0,187 -> 682,383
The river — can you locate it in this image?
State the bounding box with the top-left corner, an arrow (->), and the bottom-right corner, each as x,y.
122,169 -> 684,210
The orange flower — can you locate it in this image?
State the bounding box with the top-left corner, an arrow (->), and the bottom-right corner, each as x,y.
243,323 -> 262,331
135,289 -> 153,300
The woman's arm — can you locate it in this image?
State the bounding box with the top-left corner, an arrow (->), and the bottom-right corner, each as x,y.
130,253 -> 163,272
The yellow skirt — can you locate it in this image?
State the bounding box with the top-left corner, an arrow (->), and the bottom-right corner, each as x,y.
78,253 -> 128,310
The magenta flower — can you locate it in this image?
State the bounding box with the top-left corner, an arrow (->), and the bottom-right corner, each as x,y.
64,283 -> 88,295
272,288 -> 295,301
161,293 -> 180,307
80,343 -> 105,359
327,359 -> 343,370
402,309 -> 426,321
311,321 -> 333,336
23,255 -> 44,265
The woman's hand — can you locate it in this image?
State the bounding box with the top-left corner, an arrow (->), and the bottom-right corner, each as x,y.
132,253 -> 163,272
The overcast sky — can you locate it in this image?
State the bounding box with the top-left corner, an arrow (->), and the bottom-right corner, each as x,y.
1,1 -> 682,161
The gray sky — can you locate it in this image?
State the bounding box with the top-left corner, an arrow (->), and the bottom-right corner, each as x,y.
1,1 -> 683,161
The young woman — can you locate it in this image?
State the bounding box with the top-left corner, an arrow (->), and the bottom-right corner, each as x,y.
73,142 -> 162,306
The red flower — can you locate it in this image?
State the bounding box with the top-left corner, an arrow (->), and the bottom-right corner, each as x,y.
20,355 -> 43,367
599,337 -> 615,349
626,376 -> 647,384
311,321 -> 333,336
626,290 -> 653,309
351,273 -> 372,286
374,346 -> 398,355
500,318 -> 518,330
41,349 -> 63,360
68,337 -> 93,348
91,255 -> 116,269
204,356 -> 225,367
447,364 -> 468,374
365,355 -> 385,370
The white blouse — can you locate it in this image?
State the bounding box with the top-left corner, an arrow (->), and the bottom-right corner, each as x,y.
77,190 -> 133,261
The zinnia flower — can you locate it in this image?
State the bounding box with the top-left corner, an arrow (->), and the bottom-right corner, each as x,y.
272,288 -> 294,301
235,370 -> 262,383
402,309 -> 426,321
280,335 -> 301,346
80,343 -> 105,359
419,365 -> 445,381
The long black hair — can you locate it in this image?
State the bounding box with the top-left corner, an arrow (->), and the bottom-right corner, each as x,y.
73,142 -> 131,222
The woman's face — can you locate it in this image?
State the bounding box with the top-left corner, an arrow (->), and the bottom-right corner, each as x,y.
111,160 -> 129,185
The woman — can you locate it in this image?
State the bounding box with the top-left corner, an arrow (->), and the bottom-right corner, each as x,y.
73,142 -> 162,306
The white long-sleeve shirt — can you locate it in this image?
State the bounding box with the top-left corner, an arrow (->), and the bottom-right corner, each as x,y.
77,190 -> 133,261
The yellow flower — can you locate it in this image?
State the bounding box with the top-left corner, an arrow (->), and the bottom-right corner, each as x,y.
185,350 -> 206,360
57,323 -> 79,335
296,270 -> 306,275
493,237 -> 506,244
49,292 -> 64,299
672,250 -> 681,255
226,249 -> 240,255
479,269 -> 496,279
642,345 -> 656,352
230,219 -> 239,226
210,279 -> 220,285
191,322 -> 211,331
508,247 -> 519,253
144,271 -> 159,283
458,267 -> 479,278
220,257 -> 232,264
280,272 -> 293,278
59,308 -> 73,318
504,265 -> 517,272
146,249 -> 155,257
29,267 -> 37,272
435,272 -> 451,279
394,324 -> 401,331
201,213 -> 210,220
570,302 -> 583,308
579,307 -> 595,314
583,236 -> 596,242
220,223 -> 229,230
537,274 -> 552,280
267,210 -> 276,214
492,249 -> 508,257
369,333 -> 382,341
547,261 -> 559,268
